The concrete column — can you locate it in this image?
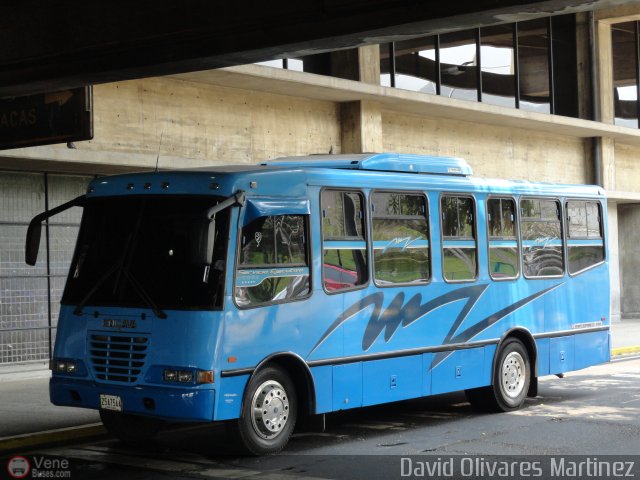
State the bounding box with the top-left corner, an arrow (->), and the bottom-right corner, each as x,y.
330,45 -> 380,84
596,21 -> 614,124
340,100 -> 382,153
608,201 -> 621,323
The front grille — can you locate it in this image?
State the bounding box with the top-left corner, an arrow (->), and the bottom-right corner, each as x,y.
89,333 -> 149,383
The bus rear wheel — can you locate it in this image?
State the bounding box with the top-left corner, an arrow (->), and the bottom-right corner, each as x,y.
234,366 -> 297,455
466,337 -> 531,412
100,410 -> 164,443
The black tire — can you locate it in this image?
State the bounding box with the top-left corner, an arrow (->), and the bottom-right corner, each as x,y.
233,366 -> 297,455
465,337 -> 531,412
100,410 -> 164,443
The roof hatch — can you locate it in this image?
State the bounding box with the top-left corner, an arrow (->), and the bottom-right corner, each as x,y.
261,153 -> 472,176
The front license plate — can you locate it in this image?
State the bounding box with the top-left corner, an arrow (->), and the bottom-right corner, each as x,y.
100,394 -> 123,412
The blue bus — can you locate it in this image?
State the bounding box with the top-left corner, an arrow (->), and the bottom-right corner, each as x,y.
26,153 -> 610,454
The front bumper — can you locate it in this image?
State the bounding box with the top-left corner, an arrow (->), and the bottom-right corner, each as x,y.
50,377 -> 216,422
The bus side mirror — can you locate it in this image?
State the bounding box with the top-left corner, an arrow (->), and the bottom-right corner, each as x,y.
25,195 -> 86,266
25,219 -> 43,266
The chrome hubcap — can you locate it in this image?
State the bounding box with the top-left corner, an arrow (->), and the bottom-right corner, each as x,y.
250,380 -> 290,439
501,351 -> 526,399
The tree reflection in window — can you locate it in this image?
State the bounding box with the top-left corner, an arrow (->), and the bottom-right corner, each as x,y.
372,192 -> 430,285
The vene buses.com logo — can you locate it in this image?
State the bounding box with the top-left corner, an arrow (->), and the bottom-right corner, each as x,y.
7,456 -> 30,479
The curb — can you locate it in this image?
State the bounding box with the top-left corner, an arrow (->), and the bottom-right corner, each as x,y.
611,345 -> 640,357
0,424 -> 107,454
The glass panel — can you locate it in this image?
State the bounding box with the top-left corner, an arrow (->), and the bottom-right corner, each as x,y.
393,37 -> 437,94
380,43 -> 393,87
240,215 -> 307,267
235,274 -> 310,307
322,190 -> 368,291
518,18 -> 551,113
488,198 -> 516,238
440,30 -> 478,102
568,246 -> 605,274
441,196 -> 459,237
586,202 -> 602,238
521,199 -> 563,277
567,201 -> 588,238
443,248 -> 476,281
481,25 -> 516,108
612,22 -> 638,128
489,247 -> 519,279
63,196 -> 229,310
322,191 -> 365,240
255,59 -> 285,68
458,197 -> 475,238
372,192 -> 430,285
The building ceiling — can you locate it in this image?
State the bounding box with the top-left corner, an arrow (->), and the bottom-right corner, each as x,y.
1,0 -> 639,98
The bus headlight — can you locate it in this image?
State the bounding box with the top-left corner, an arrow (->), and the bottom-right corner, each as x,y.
50,358 -> 86,376
163,368 -> 213,384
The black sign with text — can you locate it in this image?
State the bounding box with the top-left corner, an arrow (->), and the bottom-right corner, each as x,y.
0,86 -> 93,150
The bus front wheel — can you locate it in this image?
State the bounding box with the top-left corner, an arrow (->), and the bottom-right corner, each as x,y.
99,410 -> 164,443
466,337 -> 531,412
234,365 -> 297,455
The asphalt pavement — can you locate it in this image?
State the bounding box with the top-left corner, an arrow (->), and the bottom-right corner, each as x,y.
0,319 -> 639,453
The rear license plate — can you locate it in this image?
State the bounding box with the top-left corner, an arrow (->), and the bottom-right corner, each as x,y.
100,394 -> 123,412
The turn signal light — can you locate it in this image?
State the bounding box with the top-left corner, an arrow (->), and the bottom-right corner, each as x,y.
197,370 -> 214,384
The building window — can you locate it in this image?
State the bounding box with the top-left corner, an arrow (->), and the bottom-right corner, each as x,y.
235,215 -> 310,307
380,14 -> 579,118
612,21 -> 639,128
371,191 -> 430,285
441,195 -> 477,282
321,190 -> 368,292
520,198 -> 564,278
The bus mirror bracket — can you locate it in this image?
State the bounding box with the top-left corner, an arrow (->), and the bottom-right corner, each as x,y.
202,190 -> 246,281
25,195 -> 86,266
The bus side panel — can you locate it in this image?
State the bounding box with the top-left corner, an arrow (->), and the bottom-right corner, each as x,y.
536,338 -> 551,376
549,336 -> 575,374
333,363 -> 362,411
431,346 -> 488,395
574,330 -> 610,370
310,365 -> 333,414
362,355 -> 422,407
422,353 -> 434,396
215,375 -> 250,421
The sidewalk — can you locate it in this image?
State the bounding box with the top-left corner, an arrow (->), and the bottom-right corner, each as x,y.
1,319 -> 639,453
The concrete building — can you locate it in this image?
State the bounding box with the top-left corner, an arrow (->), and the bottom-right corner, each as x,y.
1,6 -> 640,367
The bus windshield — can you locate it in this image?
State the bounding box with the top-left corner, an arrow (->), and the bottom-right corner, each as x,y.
62,195 -> 229,312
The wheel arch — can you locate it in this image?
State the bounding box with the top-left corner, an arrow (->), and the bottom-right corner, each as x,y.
242,352 -> 317,418
493,328 -> 538,392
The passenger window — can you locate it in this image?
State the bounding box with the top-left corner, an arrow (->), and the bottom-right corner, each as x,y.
235,215 -> 310,307
441,195 -> 477,281
322,190 -> 368,292
566,200 -> 605,274
520,198 -> 564,277
371,192 -> 430,285
487,198 -> 519,280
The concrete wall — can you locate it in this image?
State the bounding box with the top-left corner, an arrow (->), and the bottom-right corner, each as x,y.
87,77 -> 342,166
614,142 -> 640,193
618,203 -> 640,319
381,111 -> 591,183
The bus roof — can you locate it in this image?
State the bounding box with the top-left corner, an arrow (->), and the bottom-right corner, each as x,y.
86,153 -> 605,199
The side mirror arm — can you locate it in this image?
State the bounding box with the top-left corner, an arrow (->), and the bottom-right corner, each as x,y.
25,195 -> 86,266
